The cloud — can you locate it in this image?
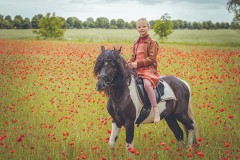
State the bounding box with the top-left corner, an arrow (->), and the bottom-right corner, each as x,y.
134,0 -> 223,5
0,0 -> 233,22
68,0 -> 225,5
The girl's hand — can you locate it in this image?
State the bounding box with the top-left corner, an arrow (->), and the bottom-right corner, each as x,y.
129,62 -> 137,69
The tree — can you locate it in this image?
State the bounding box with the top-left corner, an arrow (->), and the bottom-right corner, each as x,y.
58,17 -> 66,29
110,19 -> 117,26
193,22 -> 201,29
231,21 -> 240,29
83,17 -> 95,28
0,15 -> 3,29
74,19 -> 83,29
110,19 -> 118,29
13,15 -> 23,29
226,22 -> 231,29
66,17 -> 79,29
153,13 -> 173,40
227,0 -> 240,22
31,14 -> 43,29
149,20 -> 155,28
125,22 -> 134,29
215,22 -> 221,29
206,20 -> 214,29
1,19 -> 13,29
172,20 -> 179,29
95,17 -> 109,28
116,19 -> 125,29
130,21 -> 136,29
0,15 -> 14,29
32,13 -> 66,39
22,18 -> 31,29
182,21 -> 188,29
5,15 -> 13,28
177,20 -> 183,29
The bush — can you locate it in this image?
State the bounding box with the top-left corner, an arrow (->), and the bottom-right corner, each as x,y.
153,13 -> 173,40
33,13 -> 66,39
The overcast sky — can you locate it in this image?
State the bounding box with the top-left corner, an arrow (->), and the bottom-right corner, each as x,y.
0,0 -> 234,22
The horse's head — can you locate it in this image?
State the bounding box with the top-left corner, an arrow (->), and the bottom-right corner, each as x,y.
94,46 -> 130,92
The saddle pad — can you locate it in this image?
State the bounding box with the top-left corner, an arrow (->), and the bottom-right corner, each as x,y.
161,81 -> 177,101
134,76 -> 176,106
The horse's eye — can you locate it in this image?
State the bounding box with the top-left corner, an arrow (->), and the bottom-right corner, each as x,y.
104,59 -> 115,66
110,61 -> 115,66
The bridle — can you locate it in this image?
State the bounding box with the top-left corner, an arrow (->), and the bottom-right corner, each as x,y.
98,68 -> 117,86
97,52 -> 131,87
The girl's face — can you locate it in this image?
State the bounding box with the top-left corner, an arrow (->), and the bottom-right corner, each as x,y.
136,21 -> 149,37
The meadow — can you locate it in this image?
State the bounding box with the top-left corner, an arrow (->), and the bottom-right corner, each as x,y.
0,29 -> 240,46
0,30 -> 239,160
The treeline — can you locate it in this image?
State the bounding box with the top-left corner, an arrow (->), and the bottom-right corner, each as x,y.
1,14 -> 240,30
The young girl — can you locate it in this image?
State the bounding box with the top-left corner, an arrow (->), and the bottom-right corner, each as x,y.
128,18 -> 160,123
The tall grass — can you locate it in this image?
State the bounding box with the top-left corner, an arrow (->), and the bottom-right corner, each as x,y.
0,29 -> 239,47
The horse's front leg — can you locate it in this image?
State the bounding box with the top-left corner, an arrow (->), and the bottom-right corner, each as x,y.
109,120 -> 122,149
107,100 -> 122,149
125,120 -> 135,150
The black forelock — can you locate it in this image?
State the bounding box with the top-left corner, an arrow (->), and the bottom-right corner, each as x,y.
94,49 -> 131,86
94,50 -> 120,76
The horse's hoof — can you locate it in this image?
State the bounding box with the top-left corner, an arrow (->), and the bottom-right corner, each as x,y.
177,141 -> 185,150
109,147 -> 115,151
109,143 -> 115,150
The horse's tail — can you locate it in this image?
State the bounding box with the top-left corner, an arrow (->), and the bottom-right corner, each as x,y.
185,82 -> 200,141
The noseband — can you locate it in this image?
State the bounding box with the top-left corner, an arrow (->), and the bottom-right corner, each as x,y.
98,68 -> 117,86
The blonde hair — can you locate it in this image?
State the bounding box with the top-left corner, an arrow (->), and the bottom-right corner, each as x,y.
136,18 -> 150,28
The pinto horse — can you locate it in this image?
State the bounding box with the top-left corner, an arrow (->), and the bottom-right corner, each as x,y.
94,46 -> 199,151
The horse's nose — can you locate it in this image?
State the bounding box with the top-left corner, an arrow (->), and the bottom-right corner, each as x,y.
96,81 -> 106,91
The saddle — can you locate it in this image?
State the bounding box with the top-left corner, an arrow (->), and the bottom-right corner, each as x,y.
133,75 -> 165,126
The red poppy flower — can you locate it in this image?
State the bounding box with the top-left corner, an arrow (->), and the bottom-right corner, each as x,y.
10,149 -> 15,153
69,141 -> 74,145
224,142 -> 230,147
197,152 -> 204,158
17,137 -> 23,142
228,115 -> 234,119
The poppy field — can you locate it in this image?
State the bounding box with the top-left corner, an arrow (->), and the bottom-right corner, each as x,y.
0,39 -> 239,160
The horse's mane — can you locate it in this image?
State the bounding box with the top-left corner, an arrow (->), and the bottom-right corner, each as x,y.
94,49 -> 131,87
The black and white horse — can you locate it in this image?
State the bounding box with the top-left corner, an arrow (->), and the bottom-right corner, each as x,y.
94,46 -> 199,151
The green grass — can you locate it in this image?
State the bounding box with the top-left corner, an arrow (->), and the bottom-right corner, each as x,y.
0,29 -> 239,47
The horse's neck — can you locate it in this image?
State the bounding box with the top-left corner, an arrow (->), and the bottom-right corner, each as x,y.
109,85 -> 129,101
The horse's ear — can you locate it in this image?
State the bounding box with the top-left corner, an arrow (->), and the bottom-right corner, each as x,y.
117,46 -> 122,54
101,46 -> 106,53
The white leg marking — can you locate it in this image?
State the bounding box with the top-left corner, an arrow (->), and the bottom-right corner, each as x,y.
109,123 -> 121,149
187,130 -> 194,147
178,140 -> 185,150
126,141 -> 135,158
126,141 -> 134,151
193,122 -> 200,140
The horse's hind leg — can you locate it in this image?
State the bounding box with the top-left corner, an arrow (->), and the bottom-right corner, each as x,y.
176,113 -> 196,147
165,113 -> 185,149
125,120 -> 135,150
